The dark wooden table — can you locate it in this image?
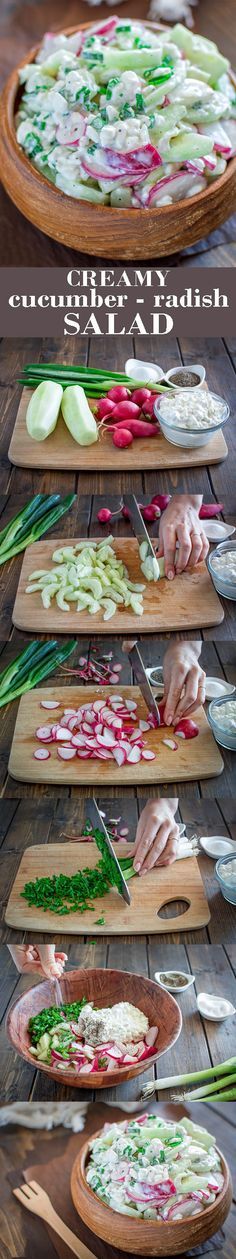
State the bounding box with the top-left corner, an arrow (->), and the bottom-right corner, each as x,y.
0,0 -> 236,266
0,1102 -> 235,1258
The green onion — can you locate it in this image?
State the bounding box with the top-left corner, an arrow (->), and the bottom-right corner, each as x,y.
0,493 -> 76,564
140,1057 -> 236,1102
19,363 -> 170,396
0,638 -> 77,708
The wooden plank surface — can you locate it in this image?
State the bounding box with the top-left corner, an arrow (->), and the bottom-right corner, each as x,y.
12,538 -> 224,634
5,841 -> 210,935
9,388 -> 228,472
8,687 -> 224,786
0,0 -> 236,265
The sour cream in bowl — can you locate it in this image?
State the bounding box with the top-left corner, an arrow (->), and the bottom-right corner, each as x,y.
216,854 -> 236,905
208,541 -> 236,601
154,390 -> 229,448
208,695 -> 236,750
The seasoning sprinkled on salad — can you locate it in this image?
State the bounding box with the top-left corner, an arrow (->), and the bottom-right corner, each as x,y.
86,1114 -> 225,1219
16,19 -> 236,208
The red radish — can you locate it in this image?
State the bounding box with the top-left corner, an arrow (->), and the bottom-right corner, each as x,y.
142,504 -> 160,522
156,699 -> 166,726
151,494 -> 171,511
112,747 -> 127,766
96,398 -> 115,420
162,737 -> 178,750
122,505 -> 130,520
142,749 -> 156,760
35,725 -> 54,742
121,1054 -> 138,1065
34,747 -> 50,760
142,395 -> 160,417
40,700 -> 60,710
199,502 -> 224,518
175,718 -> 199,738
127,745 -> 141,763
107,386 -> 130,403
106,1046 -> 124,1060
112,428 -> 133,448
110,419 -> 158,439
131,388 -> 151,406
55,727 -> 71,741
97,507 -> 113,523
57,745 -> 77,760
111,401 -> 140,421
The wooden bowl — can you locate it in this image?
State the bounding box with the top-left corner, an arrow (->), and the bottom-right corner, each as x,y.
1,21 -> 236,259
7,965 -> 182,1089
71,1129 -> 232,1256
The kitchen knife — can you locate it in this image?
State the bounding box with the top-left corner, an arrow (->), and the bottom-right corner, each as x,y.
123,493 -> 158,562
128,642 -> 161,727
86,797 -> 131,905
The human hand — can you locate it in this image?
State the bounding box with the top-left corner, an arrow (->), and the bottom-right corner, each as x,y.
133,799 -> 179,874
156,494 -> 209,579
8,945 -> 68,978
163,641 -> 205,725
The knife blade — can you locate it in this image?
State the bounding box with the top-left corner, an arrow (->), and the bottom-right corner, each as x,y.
86,797 -> 131,905
123,493 -> 157,562
128,642 -> 161,727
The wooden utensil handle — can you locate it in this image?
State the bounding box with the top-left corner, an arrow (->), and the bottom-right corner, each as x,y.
45,1204 -> 96,1259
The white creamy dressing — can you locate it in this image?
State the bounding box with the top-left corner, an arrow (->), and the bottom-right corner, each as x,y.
212,699 -> 236,731
159,390 -> 226,430
198,992 -> 234,1017
211,549 -> 236,582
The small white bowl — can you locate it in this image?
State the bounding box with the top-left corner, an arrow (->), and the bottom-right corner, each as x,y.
203,522 -> 235,543
205,678 -> 235,700
165,363 -> 205,390
125,358 -> 164,384
197,992 -> 236,1021
199,836 -> 235,859
154,391 -> 230,449
155,970 -> 195,993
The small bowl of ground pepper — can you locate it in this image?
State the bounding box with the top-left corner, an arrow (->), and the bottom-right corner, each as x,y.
165,363 -> 205,390
154,970 -> 195,993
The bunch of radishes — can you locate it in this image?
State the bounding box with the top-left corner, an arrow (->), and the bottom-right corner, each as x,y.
34,695 -> 157,765
96,384 -> 161,450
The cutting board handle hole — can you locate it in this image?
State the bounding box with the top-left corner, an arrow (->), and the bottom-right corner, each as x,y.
157,898 -> 190,919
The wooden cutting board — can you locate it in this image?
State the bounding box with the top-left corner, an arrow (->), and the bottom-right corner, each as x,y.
5,841 -> 210,934
12,537 -> 224,633
8,686 -> 224,786
8,387 -> 228,472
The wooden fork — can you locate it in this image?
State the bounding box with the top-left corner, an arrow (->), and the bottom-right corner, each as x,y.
13,1181 -> 96,1259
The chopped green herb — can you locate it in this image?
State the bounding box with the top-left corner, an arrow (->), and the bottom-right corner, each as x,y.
29,998 -> 87,1047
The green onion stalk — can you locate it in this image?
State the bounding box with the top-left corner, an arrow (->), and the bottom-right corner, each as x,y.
0,638 -> 77,708
19,363 -> 170,396
0,493 -> 76,565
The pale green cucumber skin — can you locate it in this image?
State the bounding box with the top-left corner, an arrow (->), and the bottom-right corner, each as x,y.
26,381 -> 63,442
61,385 -> 98,446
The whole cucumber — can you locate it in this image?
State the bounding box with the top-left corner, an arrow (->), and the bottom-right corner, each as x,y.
61,385 -> 98,446
26,381 -> 63,441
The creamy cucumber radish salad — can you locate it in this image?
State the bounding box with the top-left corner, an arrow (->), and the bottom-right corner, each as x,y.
16,18 -> 236,208
86,1115 -> 224,1220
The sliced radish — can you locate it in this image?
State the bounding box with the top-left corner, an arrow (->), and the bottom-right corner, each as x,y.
142,749 -> 156,760
55,727 -> 72,742
125,699 -> 137,712
35,725 -> 53,741
57,746 -> 77,760
93,699 -> 107,713
112,747 -> 127,766
40,700 -> 60,710
106,1046 -> 124,1060
71,733 -> 87,748
162,738 -> 178,751
127,745 -> 142,763
68,715 -> 81,732
76,749 -> 93,759
97,730 -> 116,747
34,747 -> 51,760
121,1054 -> 138,1065
60,713 -> 74,728
145,1026 -> 158,1047
63,707 -> 77,716
139,719 -> 151,732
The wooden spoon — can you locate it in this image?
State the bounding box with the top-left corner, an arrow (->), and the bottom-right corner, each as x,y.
13,1180 -> 96,1259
